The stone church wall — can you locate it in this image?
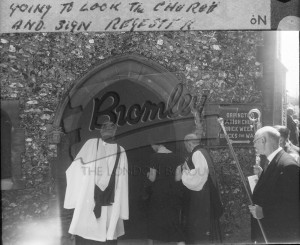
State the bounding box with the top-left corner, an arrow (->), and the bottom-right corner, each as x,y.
0,31 -> 263,243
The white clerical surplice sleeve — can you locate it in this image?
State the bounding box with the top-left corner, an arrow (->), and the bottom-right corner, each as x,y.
106,147 -> 129,240
64,139 -> 98,209
64,158 -> 83,209
182,151 -> 209,191
119,150 -> 129,220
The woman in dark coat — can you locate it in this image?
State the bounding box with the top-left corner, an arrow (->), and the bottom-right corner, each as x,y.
146,143 -> 185,245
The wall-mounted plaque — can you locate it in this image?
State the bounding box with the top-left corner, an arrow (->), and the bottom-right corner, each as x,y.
218,104 -> 262,145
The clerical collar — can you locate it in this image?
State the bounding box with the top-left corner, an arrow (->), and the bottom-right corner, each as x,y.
102,137 -> 116,144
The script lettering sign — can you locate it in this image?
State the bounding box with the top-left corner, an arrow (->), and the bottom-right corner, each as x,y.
90,83 -> 203,130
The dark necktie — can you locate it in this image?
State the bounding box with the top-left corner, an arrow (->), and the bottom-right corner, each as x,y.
264,159 -> 270,172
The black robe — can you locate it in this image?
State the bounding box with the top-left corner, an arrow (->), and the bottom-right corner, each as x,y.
183,145 -> 223,244
251,150 -> 300,243
146,152 -> 185,242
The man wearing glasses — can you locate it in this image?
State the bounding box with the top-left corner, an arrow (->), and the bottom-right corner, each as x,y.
249,126 -> 299,243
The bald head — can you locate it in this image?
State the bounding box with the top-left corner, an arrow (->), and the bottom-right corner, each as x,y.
184,133 -> 200,143
254,126 -> 281,155
256,126 -> 280,142
184,133 -> 200,152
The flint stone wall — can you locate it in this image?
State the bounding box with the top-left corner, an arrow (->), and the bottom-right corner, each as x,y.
0,31 -> 263,243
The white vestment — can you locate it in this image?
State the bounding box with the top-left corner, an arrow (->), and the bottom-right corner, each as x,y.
182,150 -> 209,191
64,138 -> 129,241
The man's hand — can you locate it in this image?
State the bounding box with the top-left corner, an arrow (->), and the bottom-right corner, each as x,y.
248,204 -> 264,219
253,164 -> 263,177
175,165 -> 182,181
182,161 -> 189,171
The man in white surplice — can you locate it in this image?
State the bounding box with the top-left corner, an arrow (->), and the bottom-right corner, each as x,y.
64,122 -> 129,244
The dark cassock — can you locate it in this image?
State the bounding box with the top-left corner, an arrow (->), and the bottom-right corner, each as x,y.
64,138 -> 129,243
146,145 -> 185,243
182,145 -> 223,244
251,148 -> 300,243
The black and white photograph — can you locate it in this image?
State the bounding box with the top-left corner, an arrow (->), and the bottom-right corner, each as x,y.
1,0 -> 299,244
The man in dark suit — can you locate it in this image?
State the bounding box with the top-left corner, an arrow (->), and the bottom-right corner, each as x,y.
249,126 -> 300,243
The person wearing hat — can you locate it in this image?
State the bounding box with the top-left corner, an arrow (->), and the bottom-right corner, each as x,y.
64,121 -> 129,244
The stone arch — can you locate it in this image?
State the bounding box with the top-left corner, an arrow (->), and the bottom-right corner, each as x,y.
52,54 -> 197,241
51,54 -> 197,159
53,54 -> 184,130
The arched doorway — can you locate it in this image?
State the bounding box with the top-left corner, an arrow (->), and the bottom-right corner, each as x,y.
53,54 -> 196,240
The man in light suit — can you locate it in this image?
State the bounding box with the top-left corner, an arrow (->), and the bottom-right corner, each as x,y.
249,126 -> 300,243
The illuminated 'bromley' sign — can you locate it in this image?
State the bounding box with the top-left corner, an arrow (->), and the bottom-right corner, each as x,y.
90,84 -> 204,130
0,0 -> 270,33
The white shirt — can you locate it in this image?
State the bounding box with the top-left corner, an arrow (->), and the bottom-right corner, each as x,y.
289,152 -> 300,164
267,147 -> 283,164
182,150 -> 209,191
